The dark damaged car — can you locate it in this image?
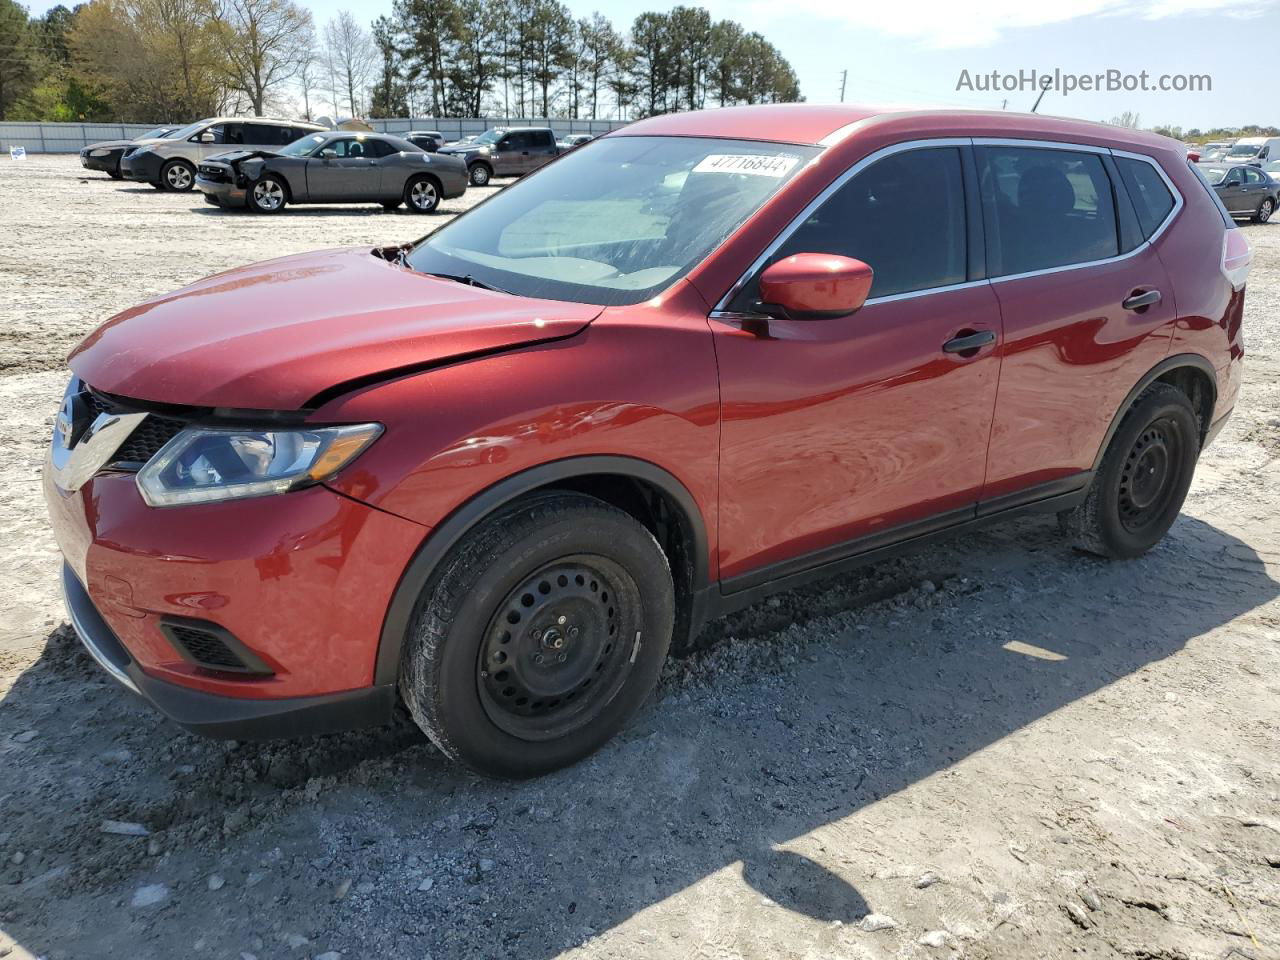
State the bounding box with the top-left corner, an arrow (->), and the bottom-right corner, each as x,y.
80,126 -> 178,179
195,132 -> 469,214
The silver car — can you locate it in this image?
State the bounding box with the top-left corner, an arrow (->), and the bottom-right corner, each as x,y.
194,131 -> 469,214
120,117 -> 326,191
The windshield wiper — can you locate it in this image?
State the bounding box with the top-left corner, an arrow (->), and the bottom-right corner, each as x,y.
426,272 -> 510,295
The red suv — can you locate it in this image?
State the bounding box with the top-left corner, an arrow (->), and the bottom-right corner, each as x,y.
45,105 -> 1248,778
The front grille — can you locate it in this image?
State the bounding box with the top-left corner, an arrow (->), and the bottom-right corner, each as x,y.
83,387 -> 184,466
160,619 -> 273,675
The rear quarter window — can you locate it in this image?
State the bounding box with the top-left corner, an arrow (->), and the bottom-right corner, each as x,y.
1116,156 -> 1175,239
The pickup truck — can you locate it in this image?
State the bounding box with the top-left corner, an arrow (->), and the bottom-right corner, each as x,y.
436,127 -> 563,186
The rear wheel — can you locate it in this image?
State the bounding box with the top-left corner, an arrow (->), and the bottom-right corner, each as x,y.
399,493 -> 674,779
247,175 -> 287,213
405,175 -> 440,213
469,162 -> 492,186
1061,383 -> 1200,558
1254,197 -> 1274,223
160,159 -> 195,192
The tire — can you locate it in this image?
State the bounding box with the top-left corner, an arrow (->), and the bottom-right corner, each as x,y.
404,175 -> 441,213
399,492 -> 675,779
247,175 -> 288,214
159,159 -> 196,192
1061,383 -> 1200,558
381,200 -> 402,211
469,162 -> 492,187
109,169 -> 123,181
1254,197 -> 1274,223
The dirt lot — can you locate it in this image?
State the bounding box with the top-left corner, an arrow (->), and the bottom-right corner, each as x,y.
1,154 -> 1278,960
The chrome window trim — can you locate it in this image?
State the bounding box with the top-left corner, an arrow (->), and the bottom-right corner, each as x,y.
712,135 -> 1187,312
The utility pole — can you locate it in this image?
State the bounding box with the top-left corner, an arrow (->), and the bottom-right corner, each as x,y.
839,70 -> 847,103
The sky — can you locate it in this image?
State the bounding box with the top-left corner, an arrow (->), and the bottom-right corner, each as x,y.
27,0 -> 1280,131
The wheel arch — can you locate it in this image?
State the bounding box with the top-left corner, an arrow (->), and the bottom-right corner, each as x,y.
373,455 -> 711,686
1092,353 -> 1217,472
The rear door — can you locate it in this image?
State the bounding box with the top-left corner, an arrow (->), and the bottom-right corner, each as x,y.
527,130 -> 558,170
712,142 -> 1003,585
977,142 -> 1177,503
1240,166 -> 1268,212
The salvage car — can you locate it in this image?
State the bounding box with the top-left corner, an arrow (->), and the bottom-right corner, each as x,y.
121,117 -> 326,191
1197,162 -> 1278,222
405,130 -> 446,152
80,126 -> 179,179
46,105 -> 1247,779
194,131 -> 468,213
437,126 -> 561,185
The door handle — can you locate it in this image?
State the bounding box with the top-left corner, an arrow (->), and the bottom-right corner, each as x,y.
1122,289 -> 1162,311
942,329 -> 996,355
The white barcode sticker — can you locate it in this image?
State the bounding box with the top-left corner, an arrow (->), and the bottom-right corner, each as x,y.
692,154 -> 799,177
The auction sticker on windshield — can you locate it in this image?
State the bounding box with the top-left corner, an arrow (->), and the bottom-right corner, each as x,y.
693,154 -> 799,177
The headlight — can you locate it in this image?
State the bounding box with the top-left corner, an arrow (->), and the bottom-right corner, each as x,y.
90,148 -> 110,157
136,424 -> 381,507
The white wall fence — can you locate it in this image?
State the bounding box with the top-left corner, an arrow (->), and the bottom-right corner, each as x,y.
0,117 -> 630,154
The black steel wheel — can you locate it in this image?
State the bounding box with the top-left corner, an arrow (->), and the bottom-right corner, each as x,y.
478,555 -> 638,741
400,492 -> 674,778
1062,382 -> 1199,558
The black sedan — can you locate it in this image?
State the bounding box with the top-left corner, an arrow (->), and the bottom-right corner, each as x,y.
1198,162 -> 1278,223
194,132 -> 469,214
79,126 -> 179,179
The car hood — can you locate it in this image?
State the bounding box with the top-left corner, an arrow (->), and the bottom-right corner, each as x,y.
84,139 -> 133,151
69,247 -> 602,410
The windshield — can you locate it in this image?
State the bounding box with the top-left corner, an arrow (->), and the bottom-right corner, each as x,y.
1199,166 -> 1231,184
472,129 -> 505,146
279,134 -> 327,157
406,135 -> 820,306
1227,143 -> 1262,158
141,126 -> 176,140
166,119 -> 213,141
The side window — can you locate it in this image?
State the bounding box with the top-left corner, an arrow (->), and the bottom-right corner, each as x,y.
532,131 -> 554,148
322,138 -> 353,157
1244,167 -> 1265,185
220,123 -> 247,145
195,124 -> 222,143
364,138 -> 395,158
733,146 -> 967,305
506,131 -> 532,150
1223,168 -> 1243,186
977,146 -> 1118,277
1116,156 -> 1175,240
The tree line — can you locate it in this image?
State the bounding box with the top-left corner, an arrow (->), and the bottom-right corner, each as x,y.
0,0 -> 801,123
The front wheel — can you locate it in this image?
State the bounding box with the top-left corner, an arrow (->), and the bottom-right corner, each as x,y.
399,493 -> 675,779
160,159 -> 195,192
469,162 -> 492,186
1254,198 -> 1274,223
247,175 -> 287,213
1061,383 -> 1200,558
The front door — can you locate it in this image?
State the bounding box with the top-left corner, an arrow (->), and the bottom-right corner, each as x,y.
306,137 -> 377,200
492,133 -> 528,176
1215,168 -> 1247,213
712,144 -> 1002,587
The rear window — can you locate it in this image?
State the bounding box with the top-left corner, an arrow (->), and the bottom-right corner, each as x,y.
977,146 -> 1119,277
1115,157 -> 1175,239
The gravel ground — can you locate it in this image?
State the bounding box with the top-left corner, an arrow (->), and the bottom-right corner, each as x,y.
1,154 -> 1278,960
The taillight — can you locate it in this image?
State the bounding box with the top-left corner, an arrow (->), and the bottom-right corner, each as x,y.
1222,230 -> 1252,290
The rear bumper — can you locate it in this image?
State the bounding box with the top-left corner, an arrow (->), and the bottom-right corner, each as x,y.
62,563 -> 396,739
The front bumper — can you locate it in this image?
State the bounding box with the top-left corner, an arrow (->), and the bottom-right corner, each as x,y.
80,149 -> 121,174
120,150 -> 162,183
62,563 -> 396,739
195,175 -> 247,206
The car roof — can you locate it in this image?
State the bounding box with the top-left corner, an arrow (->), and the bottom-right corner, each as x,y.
198,116 -> 324,128
614,103 -> 1182,153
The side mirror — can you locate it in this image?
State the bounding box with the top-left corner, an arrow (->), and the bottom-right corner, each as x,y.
199,131 -> 216,143
318,148 -> 337,159
756,253 -> 875,321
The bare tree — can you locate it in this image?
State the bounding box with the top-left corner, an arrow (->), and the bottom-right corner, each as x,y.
323,10 -> 375,117
294,22 -> 319,119
212,0 -> 312,116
